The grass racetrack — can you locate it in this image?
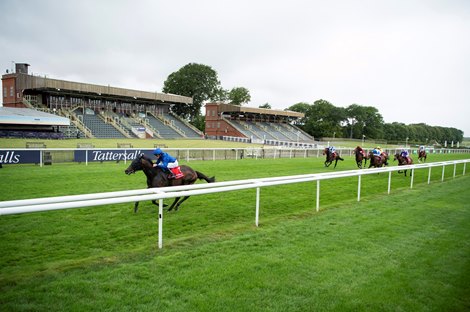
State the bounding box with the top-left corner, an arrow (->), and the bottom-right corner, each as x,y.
1,153 -> 470,311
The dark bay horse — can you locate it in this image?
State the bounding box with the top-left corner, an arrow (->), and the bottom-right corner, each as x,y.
368,151 -> 389,168
394,153 -> 413,176
353,146 -> 368,169
125,154 -> 215,212
323,148 -> 344,168
418,150 -> 427,163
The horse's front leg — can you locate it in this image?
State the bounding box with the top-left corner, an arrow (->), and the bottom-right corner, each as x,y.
134,201 -> 139,213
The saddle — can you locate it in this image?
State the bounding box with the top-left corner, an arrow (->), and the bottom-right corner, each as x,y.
169,166 -> 184,179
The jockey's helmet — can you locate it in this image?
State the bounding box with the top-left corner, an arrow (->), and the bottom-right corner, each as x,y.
153,148 -> 163,155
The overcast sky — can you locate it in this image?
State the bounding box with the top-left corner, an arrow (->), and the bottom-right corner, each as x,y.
1,0 -> 469,136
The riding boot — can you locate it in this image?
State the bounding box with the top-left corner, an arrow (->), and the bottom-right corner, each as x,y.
166,170 -> 176,179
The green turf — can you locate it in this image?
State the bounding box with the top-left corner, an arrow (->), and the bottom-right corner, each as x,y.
1,155 -> 469,311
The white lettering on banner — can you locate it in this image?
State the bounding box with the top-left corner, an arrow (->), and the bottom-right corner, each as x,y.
91,150 -> 142,161
0,151 -> 21,164
126,150 -> 142,160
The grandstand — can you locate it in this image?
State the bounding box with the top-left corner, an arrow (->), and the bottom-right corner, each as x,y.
2,63 -> 310,145
1,63 -> 202,139
0,106 -> 70,139
205,103 -> 314,146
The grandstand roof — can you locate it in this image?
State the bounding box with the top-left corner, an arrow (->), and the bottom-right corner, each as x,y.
0,107 -> 70,126
210,103 -> 304,118
8,72 -> 193,105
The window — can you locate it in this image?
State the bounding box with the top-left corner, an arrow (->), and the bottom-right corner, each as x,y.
10,86 -> 14,97
3,88 -> 6,98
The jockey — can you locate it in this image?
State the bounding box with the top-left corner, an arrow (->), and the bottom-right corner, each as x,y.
328,146 -> 336,157
372,146 -> 381,157
400,148 -> 410,164
419,145 -> 425,152
153,148 -> 183,179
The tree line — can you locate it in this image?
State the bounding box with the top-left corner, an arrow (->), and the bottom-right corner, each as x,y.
162,63 -> 463,144
287,100 -> 463,144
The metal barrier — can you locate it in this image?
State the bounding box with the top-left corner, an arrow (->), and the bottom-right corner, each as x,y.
1,159 -> 468,248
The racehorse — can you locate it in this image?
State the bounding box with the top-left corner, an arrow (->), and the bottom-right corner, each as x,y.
368,151 -> 389,168
394,153 -> 413,176
418,150 -> 427,163
323,147 -> 344,168
353,146 -> 368,169
124,153 -> 215,212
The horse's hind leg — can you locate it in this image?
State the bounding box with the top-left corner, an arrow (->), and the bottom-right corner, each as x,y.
167,197 -> 180,211
134,201 -> 139,213
173,196 -> 191,211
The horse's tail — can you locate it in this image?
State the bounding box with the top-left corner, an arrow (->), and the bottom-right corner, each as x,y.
196,171 -> 215,183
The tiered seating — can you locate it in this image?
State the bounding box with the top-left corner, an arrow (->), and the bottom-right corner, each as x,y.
0,130 -> 64,139
58,125 -> 83,139
227,118 -> 314,143
76,111 -> 126,138
260,122 -> 292,141
245,121 -> 278,140
163,113 -> 202,138
229,120 -> 261,139
146,114 -> 183,139
106,112 -> 139,138
281,124 -> 313,141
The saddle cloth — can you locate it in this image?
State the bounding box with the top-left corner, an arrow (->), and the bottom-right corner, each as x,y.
170,166 -> 184,179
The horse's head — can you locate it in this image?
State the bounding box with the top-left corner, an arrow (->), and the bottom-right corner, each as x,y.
125,153 -> 153,175
125,154 -> 143,175
323,148 -> 328,155
393,153 -> 400,161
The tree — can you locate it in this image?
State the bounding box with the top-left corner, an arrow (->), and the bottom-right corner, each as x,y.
303,99 -> 345,138
345,104 -> 384,139
228,87 -> 251,105
286,102 -> 311,127
259,103 -> 271,109
162,63 -> 222,122
286,102 -> 310,114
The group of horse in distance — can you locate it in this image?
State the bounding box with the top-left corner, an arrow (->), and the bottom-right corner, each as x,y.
124,147 -> 427,212
323,146 -> 427,176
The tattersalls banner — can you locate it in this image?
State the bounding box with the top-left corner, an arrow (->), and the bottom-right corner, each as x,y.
0,149 -> 155,165
0,150 -> 40,164
73,149 -> 153,162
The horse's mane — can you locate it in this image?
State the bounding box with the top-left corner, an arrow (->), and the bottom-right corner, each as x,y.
140,154 -> 154,163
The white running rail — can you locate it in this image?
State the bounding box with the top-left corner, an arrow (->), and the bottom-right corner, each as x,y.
1,159 -> 468,248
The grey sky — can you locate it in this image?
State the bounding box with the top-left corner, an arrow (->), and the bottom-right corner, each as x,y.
1,0 -> 469,136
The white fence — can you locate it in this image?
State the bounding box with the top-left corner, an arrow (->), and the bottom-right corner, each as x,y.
1,147 -> 469,166
1,159 -> 468,249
